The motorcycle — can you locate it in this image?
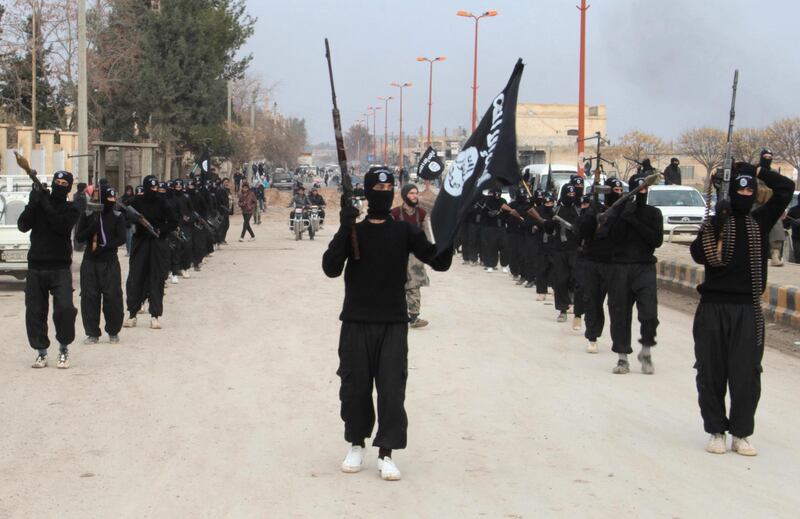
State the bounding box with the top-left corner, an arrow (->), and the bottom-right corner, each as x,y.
308,205 -> 321,234
289,206 -> 314,240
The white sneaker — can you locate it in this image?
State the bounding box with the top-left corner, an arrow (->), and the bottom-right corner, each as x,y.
170,274 -> 179,284
536,294 -> 546,301
32,354 -> 48,368
706,433 -> 727,454
57,353 -> 70,369
731,436 -> 757,456
248,237 -> 256,242
150,317 -> 162,330
502,266 -> 510,274
376,457 -> 402,481
340,445 -> 364,473
586,341 -> 598,354
238,238 -> 244,242
181,270 -> 191,279
484,267 -> 495,273
572,316 -> 582,331
123,317 -> 137,328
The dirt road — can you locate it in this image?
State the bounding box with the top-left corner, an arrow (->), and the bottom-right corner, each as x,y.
1,210 -> 798,518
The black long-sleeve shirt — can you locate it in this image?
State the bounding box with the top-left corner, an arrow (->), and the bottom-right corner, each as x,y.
322,220 -> 452,322
783,203 -> 800,240
576,206 -> 614,263
610,201 -> 664,263
691,168 -> 794,303
130,195 -> 178,240
18,194 -> 80,270
75,210 -> 127,262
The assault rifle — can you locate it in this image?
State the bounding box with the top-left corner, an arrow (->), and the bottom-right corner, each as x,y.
719,70 -> 739,208
116,201 -> 159,238
192,210 -> 214,232
597,172 -> 661,225
325,38 -> 360,259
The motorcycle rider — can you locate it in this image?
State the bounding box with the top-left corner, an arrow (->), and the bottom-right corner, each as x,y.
309,185 -> 327,227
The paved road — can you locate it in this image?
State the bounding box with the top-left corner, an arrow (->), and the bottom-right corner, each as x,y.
1,210 -> 798,518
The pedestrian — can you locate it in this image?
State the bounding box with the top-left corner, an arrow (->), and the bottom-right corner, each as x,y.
390,184 -> 432,328
690,161 -> 793,456
17,170 -> 80,369
121,185 -> 135,256
75,186 -> 126,344
322,167 -> 452,481
238,182 -> 256,242
664,157 -> 682,185
576,178 -> 622,353
607,171 -> 663,375
783,193 -> 800,263
123,175 -> 178,330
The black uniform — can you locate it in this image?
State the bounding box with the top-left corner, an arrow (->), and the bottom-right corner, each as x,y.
505,194 -> 529,278
663,160 -> 682,185
461,202 -> 482,264
17,172 -> 80,353
607,176 -> 663,354
551,187 -> 581,314
534,200 -> 557,296
215,184 -> 232,242
126,176 -> 178,318
479,193 -> 505,269
188,185 -> 208,268
690,165 -> 793,438
174,187 -> 195,271
75,188 -> 127,338
782,195 -> 800,263
322,168 -> 452,450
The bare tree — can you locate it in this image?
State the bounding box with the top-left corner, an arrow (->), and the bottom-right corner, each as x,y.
678,127 -> 726,180
344,124 -> 370,167
732,127 -> 768,164
766,117 -> 800,173
607,130 -> 666,179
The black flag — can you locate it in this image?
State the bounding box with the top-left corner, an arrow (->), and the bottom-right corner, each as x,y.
431,59 -> 524,254
196,148 -> 211,183
417,146 -> 445,181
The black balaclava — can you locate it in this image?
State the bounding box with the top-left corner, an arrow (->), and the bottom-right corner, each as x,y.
670,157 -> 679,169
102,187 -> 117,213
759,148 -> 773,170
641,158 -> 654,173
569,175 -> 585,198
157,181 -> 168,199
604,178 -> 624,207
50,170 -> 73,202
401,184 -> 418,207
628,174 -> 648,206
143,175 -> 158,201
580,194 -> 592,208
541,192 -> 556,217
560,184 -> 577,207
729,162 -> 758,215
364,167 -> 395,220
135,186 -> 144,196
533,189 -> 545,207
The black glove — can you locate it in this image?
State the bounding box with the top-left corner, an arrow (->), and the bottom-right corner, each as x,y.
29,188 -> 43,206
621,199 -> 637,219
339,195 -> 359,228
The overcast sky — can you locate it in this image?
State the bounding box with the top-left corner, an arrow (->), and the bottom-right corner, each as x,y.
242,0 -> 798,146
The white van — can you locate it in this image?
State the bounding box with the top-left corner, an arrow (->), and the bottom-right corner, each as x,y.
0,175 -> 48,279
522,164 -> 580,193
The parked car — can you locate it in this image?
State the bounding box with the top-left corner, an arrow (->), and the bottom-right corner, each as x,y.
522,164 -> 582,194
646,185 -> 706,242
271,171 -> 294,190
0,175 -> 47,280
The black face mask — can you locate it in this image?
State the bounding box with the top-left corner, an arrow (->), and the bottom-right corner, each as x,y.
730,174 -> 757,214
50,184 -> 69,202
605,190 -> 621,206
366,189 -> 393,219
759,155 -> 772,170
561,196 -> 575,207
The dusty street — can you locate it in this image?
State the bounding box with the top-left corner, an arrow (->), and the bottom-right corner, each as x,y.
1,209 -> 799,518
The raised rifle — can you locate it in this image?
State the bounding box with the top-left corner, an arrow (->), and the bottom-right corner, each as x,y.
325,38 -> 360,259
192,210 -> 214,232
596,172 -> 661,225
116,201 -> 160,238
14,152 -> 45,191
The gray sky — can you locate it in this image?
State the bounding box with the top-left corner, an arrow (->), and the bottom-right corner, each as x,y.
242,0 -> 798,146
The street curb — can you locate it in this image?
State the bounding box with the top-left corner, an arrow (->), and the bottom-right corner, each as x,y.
656,260 -> 800,330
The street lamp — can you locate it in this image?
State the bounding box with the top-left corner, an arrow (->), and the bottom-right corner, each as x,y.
457,9 -> 498,132
416,56 -> 446,146
368,106 -> 382,164
378,96 -> 394,165
390,82 -> 412,171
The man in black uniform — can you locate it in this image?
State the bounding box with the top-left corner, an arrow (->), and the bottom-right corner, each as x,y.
216,178 -> 232,243
460,201 -> 482,266
72,182 -> 88,251
534,192 -> 557,301
323,167 -> 452,481
784,193 -> 800,263
173,180 -> 194,278
506,189 -> 530,283
75,187 -> 126,344
187,180 -> 208,270
576,179 -> 623,353
479,188 -> 506,273
551,184 -> 581,323
123,175 -> 177,330
663,157 -> 682,185
18,170 -> 80,369
691,162 -> 793,456
608,173 -> 663,375
519,189 -> 544,288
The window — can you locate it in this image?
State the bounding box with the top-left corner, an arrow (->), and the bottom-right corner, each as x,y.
681,165 -> 695,180
588,106 -> 599,116
648,189 -> 705,207
567,129 -> 578,136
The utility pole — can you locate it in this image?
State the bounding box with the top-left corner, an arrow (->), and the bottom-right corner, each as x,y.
78,0 -> 89,181
250,89 -> 256,130
577,0 -> 589,163
226,80 -> 232,130
31,6 -> 37,142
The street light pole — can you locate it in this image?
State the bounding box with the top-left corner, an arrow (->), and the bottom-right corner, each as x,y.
368,106 -> 381,164
378,96 -> 394,165
458,10 -> 497,132
416,56 -> 446,146
390,82 -> 412,170
577,0 -> 589,160
78,0 -> 88,182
